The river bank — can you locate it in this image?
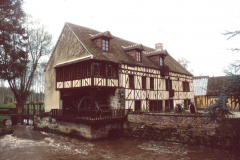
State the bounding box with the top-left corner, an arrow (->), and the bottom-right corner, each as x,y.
124,113 -> 240,151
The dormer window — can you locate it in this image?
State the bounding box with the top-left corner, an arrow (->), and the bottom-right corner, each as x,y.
160,57 -> 163,66
122,44 -> 145,62
136,51 -> 141,62
90,31 -> 114,52
102,39 -> 109,51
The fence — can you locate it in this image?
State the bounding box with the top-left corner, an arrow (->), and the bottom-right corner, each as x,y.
51,109 -> 132,121
15,103 -> 45,115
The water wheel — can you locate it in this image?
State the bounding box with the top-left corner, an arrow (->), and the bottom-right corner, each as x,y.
78,96 -> 99,110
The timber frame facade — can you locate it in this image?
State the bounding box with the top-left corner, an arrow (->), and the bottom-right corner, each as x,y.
44,22 -> 194,112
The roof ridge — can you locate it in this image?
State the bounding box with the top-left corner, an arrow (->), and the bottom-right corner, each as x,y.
66,22 -> 102,33
121,43 -> 140,48
144,49 -> 167,55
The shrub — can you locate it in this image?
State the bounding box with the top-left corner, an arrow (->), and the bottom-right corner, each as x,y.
7,103 -> 15,108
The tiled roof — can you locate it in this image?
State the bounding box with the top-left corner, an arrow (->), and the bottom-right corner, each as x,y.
47,22 -> 192,75
206,76 -> 230,96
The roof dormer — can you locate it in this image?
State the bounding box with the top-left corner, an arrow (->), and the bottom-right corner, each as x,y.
122,44 -> 145,62
145,50 -> 168,66
145,43 -> 169,76
90,31 -> 114,52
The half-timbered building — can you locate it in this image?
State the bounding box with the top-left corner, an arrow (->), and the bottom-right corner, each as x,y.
193,76 -> 239,109
44,22 -> 194,113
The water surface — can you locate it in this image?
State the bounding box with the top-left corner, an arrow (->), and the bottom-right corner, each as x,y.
0,125 -> 239,160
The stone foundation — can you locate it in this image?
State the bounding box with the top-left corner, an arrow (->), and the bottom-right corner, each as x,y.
34,116 -> 124,140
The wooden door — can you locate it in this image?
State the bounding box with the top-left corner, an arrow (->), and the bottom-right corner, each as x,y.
135,100 -> 141,111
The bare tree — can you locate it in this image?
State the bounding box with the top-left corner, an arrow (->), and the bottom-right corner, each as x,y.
177,57 -> 194,74
1,15 -> 52,103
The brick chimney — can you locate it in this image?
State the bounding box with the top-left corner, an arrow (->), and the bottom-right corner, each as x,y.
155,43 -> 163,51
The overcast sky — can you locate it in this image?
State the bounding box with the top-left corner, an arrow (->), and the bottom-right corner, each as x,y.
23,0 -> 240,76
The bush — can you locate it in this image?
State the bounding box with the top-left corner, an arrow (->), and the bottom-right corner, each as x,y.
7,103 -> 15,108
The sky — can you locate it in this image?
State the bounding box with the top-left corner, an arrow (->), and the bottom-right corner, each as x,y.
23,0 -> 240,76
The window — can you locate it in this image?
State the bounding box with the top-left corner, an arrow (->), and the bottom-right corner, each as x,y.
64,67 -> 72,80
149,100 -> 162,112
83,63 -> 91,77
159,57 -> 163,66
142,77 -> 146,89
107,64 -> 117,78
94,62 -> 105,76
74,64 -> 81,79
135,100 -> 141,111
136,51 -> 141,62
165,79 -> 172,91
183,82 -> 190,92
129,75 -> 134,89
150,77 -> 154,90
57,68 -> 64,81
102,39 -> 109,51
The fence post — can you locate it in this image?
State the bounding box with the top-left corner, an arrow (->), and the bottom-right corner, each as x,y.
21,103 -> 24,114
33,104 -> 35,115
15,103 -> 18,114
38,103 -> 41,115
27,104 -> 29,115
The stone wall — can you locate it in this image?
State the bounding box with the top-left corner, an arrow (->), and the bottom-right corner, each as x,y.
34,116 -> 124,140
109,88 -> 125,109
128,113 -> 218,131
125,114 -> 240,149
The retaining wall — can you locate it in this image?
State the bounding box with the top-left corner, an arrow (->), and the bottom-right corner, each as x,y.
34,116 -> 124,140
125,114 -> 240,149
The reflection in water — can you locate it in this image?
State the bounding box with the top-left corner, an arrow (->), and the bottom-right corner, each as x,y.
0,125 -> 239,160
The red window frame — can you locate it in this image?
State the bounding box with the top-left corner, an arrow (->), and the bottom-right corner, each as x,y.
102,39 -> 109,52
107,64 -> 117,78
74,64 -> 81,79
83,62 -> 92,77
94,62 -> 105,77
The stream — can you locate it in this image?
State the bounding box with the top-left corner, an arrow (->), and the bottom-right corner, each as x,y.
0,125 -> 239,160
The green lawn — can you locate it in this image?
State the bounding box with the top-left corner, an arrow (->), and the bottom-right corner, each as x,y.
0,104 -> 14,108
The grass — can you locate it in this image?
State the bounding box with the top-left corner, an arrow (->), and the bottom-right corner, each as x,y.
0,104 -> 13,108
